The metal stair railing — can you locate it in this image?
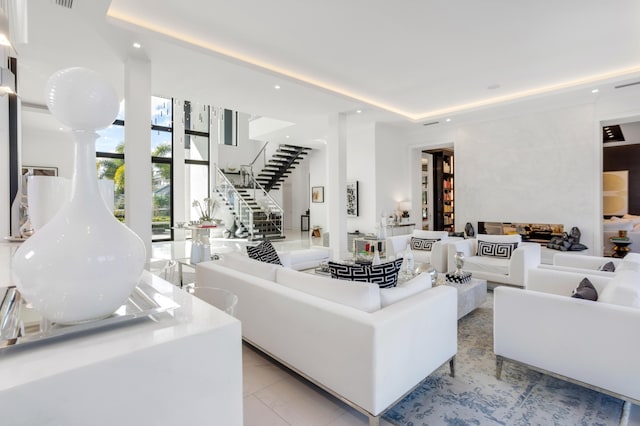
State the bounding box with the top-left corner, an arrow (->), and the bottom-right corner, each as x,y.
243,171 -> 284,239
216,167 -> 255,239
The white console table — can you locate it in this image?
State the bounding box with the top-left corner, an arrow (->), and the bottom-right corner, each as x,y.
0,267 -> 243,426
388,222 -> 415,236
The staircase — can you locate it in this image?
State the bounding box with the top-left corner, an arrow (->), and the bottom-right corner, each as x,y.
215,168 -> 284,240
255,144 -> 311,192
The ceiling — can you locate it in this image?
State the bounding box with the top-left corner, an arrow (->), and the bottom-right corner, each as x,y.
12,0 -> 640,143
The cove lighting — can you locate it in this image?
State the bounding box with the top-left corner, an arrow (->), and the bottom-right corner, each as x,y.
106,8 -> 640,122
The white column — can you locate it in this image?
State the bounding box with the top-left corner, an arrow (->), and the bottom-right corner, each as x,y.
327,113 -> 348,259
124,57 -> 152,259
172,99 -> 186,241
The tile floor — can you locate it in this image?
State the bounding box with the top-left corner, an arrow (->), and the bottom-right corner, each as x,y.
152,231 -> 640,426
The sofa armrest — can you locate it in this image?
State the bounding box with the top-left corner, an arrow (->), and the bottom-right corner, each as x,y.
552,253 -> 618,269
507,242 -> 541,286
494,286 -> 640,401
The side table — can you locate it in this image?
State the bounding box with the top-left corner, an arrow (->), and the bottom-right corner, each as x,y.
610,237 -> 632,258
435,275 -> 487,319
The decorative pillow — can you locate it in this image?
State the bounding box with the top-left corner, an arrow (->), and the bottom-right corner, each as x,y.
599,269 -> 640,308
571,277 -> 598,301
246,240 -> 282,265
410,237 -> 439,251
599,261 -> 616,272
328,258 -> 404,288
476,241 -> 518,259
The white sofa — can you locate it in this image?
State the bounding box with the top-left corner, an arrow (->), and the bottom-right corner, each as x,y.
447,234 -> 541,287
494,266 -> 640,407
196,253 -> 458,425
386,230 -> 458,273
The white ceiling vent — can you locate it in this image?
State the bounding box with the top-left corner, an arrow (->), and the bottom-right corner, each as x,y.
51,0 -> 73,9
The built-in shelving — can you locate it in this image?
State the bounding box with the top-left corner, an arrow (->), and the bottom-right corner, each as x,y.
429,150 -> 454,232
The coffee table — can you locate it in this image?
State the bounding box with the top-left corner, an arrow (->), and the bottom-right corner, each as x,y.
435,275 -> 487,319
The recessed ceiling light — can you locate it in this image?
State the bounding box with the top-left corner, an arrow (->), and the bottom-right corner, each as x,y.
356,109 -> 362,114
274,85 -> 281,90
591,88 -> 599,93
58,127 -> 64,131
285,135 -> 290,139
445,118 -> 451,122
132,42 -> 141,49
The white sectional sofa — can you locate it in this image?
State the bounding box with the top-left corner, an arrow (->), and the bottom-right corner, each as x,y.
494,266 -> 640,408
386,230 -> 458,273
447,234 -> 541,287
196,253 -> 458,425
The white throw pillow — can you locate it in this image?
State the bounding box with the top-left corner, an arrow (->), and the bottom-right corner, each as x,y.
217,252 -> 281,281
617,253 -> 640,273
599,269 -> 640,308
476,234 -> 522,244
380,273 -> 433,307
275,267 -> 381,312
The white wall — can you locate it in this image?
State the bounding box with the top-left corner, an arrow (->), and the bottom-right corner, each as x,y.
345,118 -> 376,233
22,123 -> 74,179
387,98 -> 640,256
308,146 -> 327,232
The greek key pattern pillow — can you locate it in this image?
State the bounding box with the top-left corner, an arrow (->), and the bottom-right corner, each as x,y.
328,258 -> 404,288
410,237 -> 439,251
246,240 -> 282,265
477,241 -> 518,259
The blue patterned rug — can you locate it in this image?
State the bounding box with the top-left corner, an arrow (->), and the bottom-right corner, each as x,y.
384,292 -> 627,426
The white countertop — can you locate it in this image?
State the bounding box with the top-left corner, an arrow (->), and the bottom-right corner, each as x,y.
0,241 -> 243,425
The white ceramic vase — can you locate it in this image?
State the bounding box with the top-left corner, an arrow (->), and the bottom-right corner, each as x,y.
12,67 -> 146,324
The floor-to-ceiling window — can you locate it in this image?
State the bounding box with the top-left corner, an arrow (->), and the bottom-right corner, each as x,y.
151,97 -> 173,241
96,104 -> 126,221
184,100 -> 210,223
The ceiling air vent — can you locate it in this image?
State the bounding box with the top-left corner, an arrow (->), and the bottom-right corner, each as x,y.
52,0 -> 73,9
423,121 -> 439,127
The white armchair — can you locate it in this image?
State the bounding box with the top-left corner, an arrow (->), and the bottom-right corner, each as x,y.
447,234 -> 541,287
386,230 -> 457,273
494,267 -> 640,408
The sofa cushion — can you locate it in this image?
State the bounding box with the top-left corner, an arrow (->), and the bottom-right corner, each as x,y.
328,258 -> 404,288
275,267 -> 381,312
571,277 -> 598,301
599,269 -> 640,308
217,252 -> 281,281
464,255 -> 510,275
410,237 -> 439,251
477,240 -> 518,259
380,273 -> 433,307
246,240 -> 282,265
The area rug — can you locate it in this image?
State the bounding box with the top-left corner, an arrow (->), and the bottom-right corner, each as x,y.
384,292 -> 627,426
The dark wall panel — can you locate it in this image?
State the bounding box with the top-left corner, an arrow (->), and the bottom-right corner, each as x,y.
603,145 -> 640,215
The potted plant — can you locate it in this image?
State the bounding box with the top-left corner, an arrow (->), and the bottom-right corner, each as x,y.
192,197 -> 218,225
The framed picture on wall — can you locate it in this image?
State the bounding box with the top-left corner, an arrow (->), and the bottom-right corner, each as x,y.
346,181 -> 359,217
312,186 -> 324,203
